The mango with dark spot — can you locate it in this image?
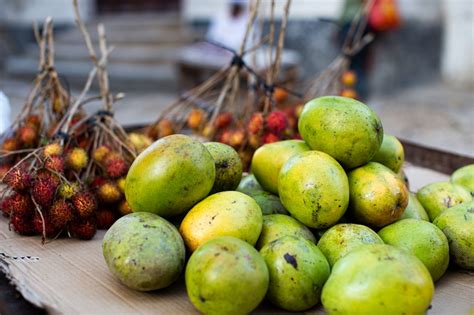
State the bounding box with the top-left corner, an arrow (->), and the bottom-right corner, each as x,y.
298,96 -> 383,169
186,236 -> 269,315
416,182 -> 471,221
257,214 -> 316,249
236,173 -> 263,194
317,223 -> 383,267
370,133 -> 404,173
379,219 -> 449,281
180,191 -> 262,252
102,212 -> 185,291
278,151 -> 349,228
348,162 -> 408,227
251,140 -> 310,194
204,142 -> 242,193
321,244 -> 434,315
397,168 -> 410,189
260,235 -> 330,311
125,134 -> 215,217
451,164 -> 474,196
399,192 -> 429,221
433,201 -> 474,270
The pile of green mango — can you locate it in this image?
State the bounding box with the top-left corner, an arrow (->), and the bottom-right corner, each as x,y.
102,96 -> 473,315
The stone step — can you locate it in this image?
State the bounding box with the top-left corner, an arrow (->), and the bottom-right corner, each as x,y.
5,56 -> 178,91
93,13 -> 184,30
25,42 -> 182,65
55,26 -> 195,45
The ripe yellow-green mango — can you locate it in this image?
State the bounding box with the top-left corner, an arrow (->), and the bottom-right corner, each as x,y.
379,219 -> 449,281
125,134 -> 215,217
236,174 -> 263,194
399,192 -> 429,221
317,223 -> 383,267
102,213 -> 185,291
256,214 -> 316,249
451,164 -> 474,196
278,151 -> 349,229
186,236 -> 269,315
371,133 -> 404,173
260,236 -> 330,311
204,142 -> 242,193
321,244 -> 434,315
434,201 -> 474,270
251,140 -> 310,194
298,96 -> 383,169
416,182 -> 472,221
348,162 -> 408,227
179,191 -> 262,251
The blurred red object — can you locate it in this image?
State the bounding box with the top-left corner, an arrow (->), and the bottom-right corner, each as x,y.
369,0 -> 401,32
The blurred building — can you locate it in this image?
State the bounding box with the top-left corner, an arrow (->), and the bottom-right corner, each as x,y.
0,0 -> 472,92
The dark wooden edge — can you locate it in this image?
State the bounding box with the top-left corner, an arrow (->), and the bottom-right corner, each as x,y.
400,139 -> 474,175
125,124 -> 473,175
0,269 -> 47,315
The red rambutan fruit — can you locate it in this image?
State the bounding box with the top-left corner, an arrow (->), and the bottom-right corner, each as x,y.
33,213 -> 59,238
118,199 -> 133,216
104,155 -> 128,178
262,132 -> 280,144
10,214 -> 35,235
44,155 -> 65,173
215,112 -> 233,129
69,218 -> 97,240
25,114 -> 41,130
2,138 -> 19,152
32,177 -> 57,208
19,125 -> 38,146
65,147 -> 88,171
247,112 -> 264,135
43,143 -> 63,157
2,167 -> 32,191
95,209 -> 116,230
92,145 -> 111,164
0,197 -> 12,217
266,111 -> 288,134
96,181 -> 122,203
72,191 -> 97,218
9,192 -> 33,218
49,199 -> 74,228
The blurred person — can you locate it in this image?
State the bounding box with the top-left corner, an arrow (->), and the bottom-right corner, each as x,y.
206,0 -> 249,51
339,0 -> 400,99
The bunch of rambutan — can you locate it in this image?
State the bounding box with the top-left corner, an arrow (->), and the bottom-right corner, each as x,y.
0,143 -> 98,241
88,145 -> 133,229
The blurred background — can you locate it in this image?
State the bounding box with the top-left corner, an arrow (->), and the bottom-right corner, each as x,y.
0,0 -> 472,156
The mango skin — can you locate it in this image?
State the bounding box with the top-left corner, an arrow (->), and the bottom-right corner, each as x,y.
179,191 -> 262,252
204,142 -> 242,193
317,223 -> 383,267
379,219 -> 449,281
371,133 -> 404,173
102,213 -> 185,291
246,190 -> 289,215
298,96 -> 383,169
416,181 -> 472,221
321,244 -> 434,315
399,192 -> 429,221
256,214 -> 316,249
278,151 -> 349,229
451,164 -> 474,196
260,236 -> 330,311
125,134 -> 215,217
185,236 -> 269,315
236,174 -> 263,194
251,140 -> 310,194
433,201 -> 474,270
348,162 -> 408,227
